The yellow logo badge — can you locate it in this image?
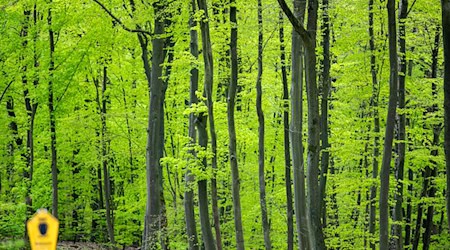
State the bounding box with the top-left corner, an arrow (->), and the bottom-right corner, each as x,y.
27,209 -> 59,250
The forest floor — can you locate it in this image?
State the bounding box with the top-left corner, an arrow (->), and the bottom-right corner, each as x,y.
58,241 -> 139,249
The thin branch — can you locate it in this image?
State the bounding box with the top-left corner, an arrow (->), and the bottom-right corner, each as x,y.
0,81 -> 14,104
277,0 -> 311,46
92,0 -> 152,36
406,0 -> 417,17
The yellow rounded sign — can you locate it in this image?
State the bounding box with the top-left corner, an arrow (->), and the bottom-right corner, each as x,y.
27,209 -> 59,250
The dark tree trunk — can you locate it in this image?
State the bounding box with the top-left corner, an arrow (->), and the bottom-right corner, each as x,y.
422,28 -> 441,250
256,0 -> 271,248
196,0 -> 218,249
47,0 -> 58,219
283,0 -> 309,248
442,0 -> 450,235
184,1 -> 200,249
279,10 -> 294,250
142,2 -> 166,248
20,7 -> 38,242
379,0 -> 398,248
98,67 -> 115,247
319,0 -> 331,227
391,0 -> 407,249
228,0 -> 245,249
368,1 -> 380,249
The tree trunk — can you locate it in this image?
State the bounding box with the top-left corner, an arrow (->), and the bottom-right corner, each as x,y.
319,0 -> 331,227
228,0 -> 245,248
422,28 -> 441,250
368,0 -> 380,249
379,0 -> 398,248
196,0 -> 218,249
184,1 -> 200,249
47,0 -> 58,219
279,10 -> 294,250
98,67 -> 115,247
256,0 -> 271,248
303,1 -> 325,248
442,0 -> 450,235
285,0 -> 309,248
142,2 -> 166,248
391,0 -> 407,249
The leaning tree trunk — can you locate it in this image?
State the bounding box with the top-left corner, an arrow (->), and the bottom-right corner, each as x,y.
279,10 -> 294,250
184,1 -> 200,249
391,0 -> 407,249
442,0 -> 450,235
228,0 -> 245,249
142,1 -> 166,249
379,0 -> 398,248
256,0 -> 271,248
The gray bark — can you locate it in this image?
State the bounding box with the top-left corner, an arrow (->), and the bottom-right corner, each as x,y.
184,1 -> 200,249
379,0 -> 398,248
229,0 -> 245,248
196,0 -> 218,248
319,0 -> 331,227
256,0 -> 271,248
47,0 -> 58,219
279,10 -> 294,250
391,0 -> 407,249
368,1 -> 380,248
142,2 -> 166,248
442,0 -> 450,235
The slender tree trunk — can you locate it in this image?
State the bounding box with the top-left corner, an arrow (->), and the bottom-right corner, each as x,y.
47,0 -> 58,219
228,1 -> 245,249
422,28 -> 441,250
319,0 -> 331,227
256,1 -> 271,248
391,0 -> 407,249
368,1 -> 380,249
196,0 -> 218,249
98,67 -> 115,247
379,0 -> 398,248
279,10 -> 294,250
142,2 -> 166,248
442,0 -> 450,235
184,1 -> 200,249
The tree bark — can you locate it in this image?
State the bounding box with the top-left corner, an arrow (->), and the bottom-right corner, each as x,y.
319,0 -> 331,227
99,67 -> 115,247
47,0 -> 58,219
142,1 -> 166,248
256,0 -> 271,248
379,0 -> 398,248
368,1 -> 380,249
279,10 -> 294,250
391,0 -> 407,249
442,0 -> 450,235
184,1 -> 200,249
196,0 -> 218,249
228,0 -> 245,248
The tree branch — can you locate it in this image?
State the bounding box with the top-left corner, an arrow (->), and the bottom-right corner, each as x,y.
92,0 -> 152,36
277,0 -> 312,46
0,81 -> 13,104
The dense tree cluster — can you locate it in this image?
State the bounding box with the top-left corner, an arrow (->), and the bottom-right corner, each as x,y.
0,0 -> 449,249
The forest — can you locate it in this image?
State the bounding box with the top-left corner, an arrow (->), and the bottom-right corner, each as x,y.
1,0 -> 450,249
